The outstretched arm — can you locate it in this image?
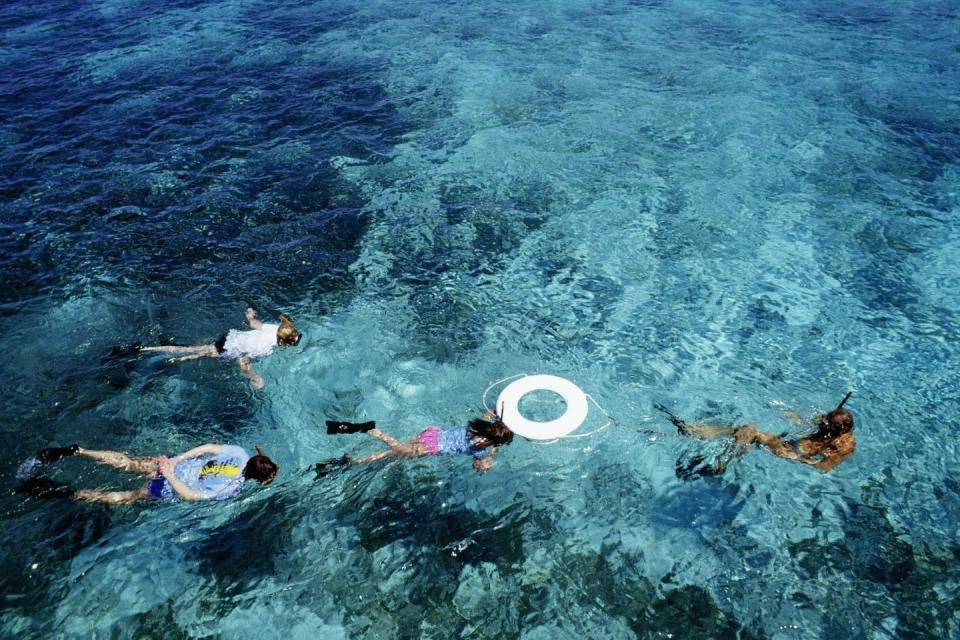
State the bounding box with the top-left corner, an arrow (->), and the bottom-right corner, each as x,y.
814,449 -> 852,473
238,356 -> 265,389
245,307 -> 264,330
748,430 -> 807,461
748,430 -> 828,470
683,423 -> 741,440
171,444 -> 222,464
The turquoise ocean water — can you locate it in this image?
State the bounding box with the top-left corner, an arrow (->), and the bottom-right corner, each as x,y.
1,0 -> 959,637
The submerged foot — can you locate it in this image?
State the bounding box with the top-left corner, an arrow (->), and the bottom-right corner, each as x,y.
16,476 -> 75,499
313,455 -> 352,479
325,420 -> 376,435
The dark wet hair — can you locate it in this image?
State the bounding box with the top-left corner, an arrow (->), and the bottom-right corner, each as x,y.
244,446 -> 278,485
812,407 -> 854,440
467,417 -> 514,451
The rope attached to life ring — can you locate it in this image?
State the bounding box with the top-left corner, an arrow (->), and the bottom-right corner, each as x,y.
482,373 -> 527,415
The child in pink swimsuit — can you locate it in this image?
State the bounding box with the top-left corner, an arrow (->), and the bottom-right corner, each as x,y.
318,411 -> 514,476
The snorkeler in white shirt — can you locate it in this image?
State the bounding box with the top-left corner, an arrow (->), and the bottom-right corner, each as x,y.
133,308 -> 301,389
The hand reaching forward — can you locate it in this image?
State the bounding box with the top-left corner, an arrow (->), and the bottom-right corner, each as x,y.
473,457 -> 495,474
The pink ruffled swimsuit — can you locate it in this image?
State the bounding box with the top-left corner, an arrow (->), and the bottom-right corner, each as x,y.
418,427 -> 487,459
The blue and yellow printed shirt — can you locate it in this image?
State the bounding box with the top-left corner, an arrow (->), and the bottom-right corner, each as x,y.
174,445 -> 250,501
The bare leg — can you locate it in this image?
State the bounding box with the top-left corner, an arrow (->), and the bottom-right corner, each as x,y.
353,449 -> 401,465
74,485 -> 149,505
677,425 -> 760,476
141,345 -> 217,357
708,426 -> 782,472
367,428 -> 404,448
351,429 -> 425,465
368,429 -> 428,455
683,423 -> 741,439
77,448 -> 157,474
168,352 -> 212,363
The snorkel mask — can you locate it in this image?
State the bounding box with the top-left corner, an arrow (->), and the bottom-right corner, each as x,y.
815,391 -> 854,435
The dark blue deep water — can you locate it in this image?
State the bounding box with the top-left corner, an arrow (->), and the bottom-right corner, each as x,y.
2,0 -> 960,638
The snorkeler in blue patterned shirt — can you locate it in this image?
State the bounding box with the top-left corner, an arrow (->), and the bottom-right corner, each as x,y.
16,443 -> 278,504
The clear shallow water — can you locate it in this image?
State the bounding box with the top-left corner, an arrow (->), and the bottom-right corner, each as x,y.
2,0 -> 959,637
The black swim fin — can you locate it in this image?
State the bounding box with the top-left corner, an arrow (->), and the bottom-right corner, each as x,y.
313,455 -> 352,479
16,476 -> 75,499
675,455 -> 726,481
326,420 -> 376,435
109,342 -> 143,358
37,445 -> 79,464
654,403 -> 689,435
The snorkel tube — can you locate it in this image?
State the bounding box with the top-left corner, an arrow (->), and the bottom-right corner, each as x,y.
835,391 -> 853,411
813,391 -> 854,439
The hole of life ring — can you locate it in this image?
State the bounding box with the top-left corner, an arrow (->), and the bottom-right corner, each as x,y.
517,389 -> 567,422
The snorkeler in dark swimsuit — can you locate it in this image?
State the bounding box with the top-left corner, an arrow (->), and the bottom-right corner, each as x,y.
656,392 -> 856,475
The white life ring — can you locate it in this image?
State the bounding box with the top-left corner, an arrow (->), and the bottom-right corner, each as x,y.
496,374 -> 589,440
